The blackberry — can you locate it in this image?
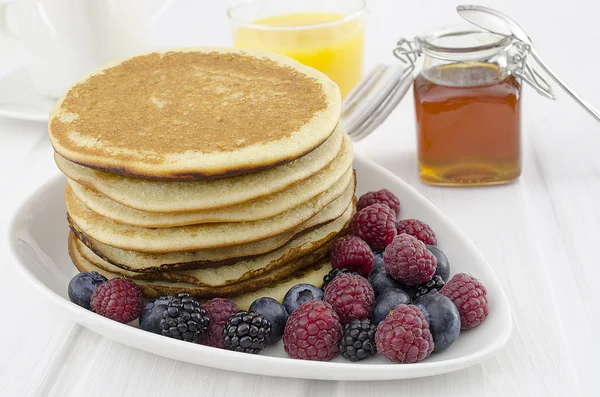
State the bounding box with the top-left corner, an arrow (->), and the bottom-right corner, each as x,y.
413,275 -> 445,299
322,268 -> 353,290
339,319 -> 377,362
159,293 -> 210,343
223,311 -> 272,354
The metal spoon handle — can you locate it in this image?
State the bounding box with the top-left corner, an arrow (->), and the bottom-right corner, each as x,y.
530,49 -> 600,121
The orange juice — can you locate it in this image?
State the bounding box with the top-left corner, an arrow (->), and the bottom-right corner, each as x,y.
233,13 -> 364,98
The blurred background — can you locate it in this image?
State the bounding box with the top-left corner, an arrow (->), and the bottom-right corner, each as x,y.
2,0 -> 598,176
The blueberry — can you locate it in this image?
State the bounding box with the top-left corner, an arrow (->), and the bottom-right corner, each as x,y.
140,296 -> 173,334
415,294 -> 460,353
426,245 -> 450,282
368,265 -> 404,298
371,288 -> 411,325
249,297 -> 288,345
282,283 -> 324,314
372,250 -> 384,272
369,254 -> 417,298
68,271 -> 107,310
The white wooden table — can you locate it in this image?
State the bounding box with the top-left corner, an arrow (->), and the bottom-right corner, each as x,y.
1,1 -> 599,396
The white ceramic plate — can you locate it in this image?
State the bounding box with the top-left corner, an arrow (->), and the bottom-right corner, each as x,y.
6,154 -> 512,381
0,68 -> 54,122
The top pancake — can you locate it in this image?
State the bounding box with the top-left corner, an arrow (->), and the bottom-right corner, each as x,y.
48,48 -> 342,180
55,128 -> 347,213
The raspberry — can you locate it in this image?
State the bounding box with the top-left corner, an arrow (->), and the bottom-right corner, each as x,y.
383,234 -> 437,286
90,278 -> 144,323
283,300 -> 342,361
201,298 -> 239,348
324,273 -> 374,324
396,219 -> 437,246
357,189 -> 401,216
349,203 -> 397,250
322,268 -> 354,291
440,273 -> 489,329
329,235 -> 374,276
375,304 -> 434,363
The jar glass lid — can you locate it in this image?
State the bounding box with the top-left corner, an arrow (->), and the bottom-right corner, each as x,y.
416,25 -> 513,62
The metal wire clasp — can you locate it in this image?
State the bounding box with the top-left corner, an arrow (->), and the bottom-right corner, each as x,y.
392,38 -> 421,75
393,36 -> 555,100
510,42 -> 555,99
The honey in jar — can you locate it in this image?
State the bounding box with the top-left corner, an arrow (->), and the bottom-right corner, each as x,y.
414,62 -> 522,185
393,27 -> 553,186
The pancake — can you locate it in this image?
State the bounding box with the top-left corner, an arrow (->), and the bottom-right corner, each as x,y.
73,205 -> 347,286
49,48 -> 342,180
55,127 -> 347,213
75,234 -> 330,287
68,167 -> 352,227
66,154 -> 353,227
66,172 -> 355,252
71,198 -> 354,272
70,233 -> 332,306
231,264 -> 330,310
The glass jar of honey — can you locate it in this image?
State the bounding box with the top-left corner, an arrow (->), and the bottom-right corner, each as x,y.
394,27 -> 553,186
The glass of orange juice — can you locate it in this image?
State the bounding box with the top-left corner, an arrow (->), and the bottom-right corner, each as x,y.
227,0 -> 366,98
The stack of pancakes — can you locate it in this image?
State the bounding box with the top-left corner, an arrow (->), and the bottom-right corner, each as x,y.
48,48 -> 355,308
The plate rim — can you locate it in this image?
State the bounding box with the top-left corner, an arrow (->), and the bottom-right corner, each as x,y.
5,153 -> 513,381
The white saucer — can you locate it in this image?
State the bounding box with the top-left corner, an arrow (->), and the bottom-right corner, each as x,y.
0,67 -> 55,122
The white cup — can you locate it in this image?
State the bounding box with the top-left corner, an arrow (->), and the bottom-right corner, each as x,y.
0,0 -> 172,98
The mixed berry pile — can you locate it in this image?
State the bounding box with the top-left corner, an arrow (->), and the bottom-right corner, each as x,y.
67,188 -> 489,364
